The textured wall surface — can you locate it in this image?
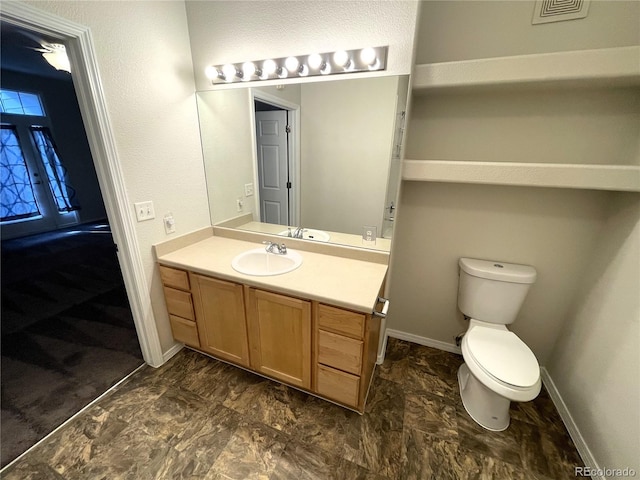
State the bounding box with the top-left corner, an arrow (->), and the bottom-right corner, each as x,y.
387,182 -> 610,364
186,0 -> 419,91
548,193 -> 640,474
416,0 -> 640,64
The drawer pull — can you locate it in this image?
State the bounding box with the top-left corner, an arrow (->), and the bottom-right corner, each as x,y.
373,297 -> 389,318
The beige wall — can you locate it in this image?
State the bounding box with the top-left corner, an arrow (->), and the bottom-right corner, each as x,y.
197,89 -> 257,224
387,182 -> 610,363
416,0 -> 640,64
547,193 -> 640,474
300,76 -> 399,235
255,84 -> 302,107
25,0 -> 211,353
407,88 -> 640,166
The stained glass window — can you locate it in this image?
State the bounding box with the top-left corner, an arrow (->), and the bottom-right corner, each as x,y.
0,126 -> 41,221
30,127 -> 78,212
1,89 -> 80,224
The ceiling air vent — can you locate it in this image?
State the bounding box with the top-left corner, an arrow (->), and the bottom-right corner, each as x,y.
532,0 -> 591,24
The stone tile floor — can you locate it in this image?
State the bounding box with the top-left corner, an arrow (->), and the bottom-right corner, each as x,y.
1,338 -> 583,479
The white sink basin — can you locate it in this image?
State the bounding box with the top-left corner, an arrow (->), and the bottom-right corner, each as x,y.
278,228 -> 331,242
231,248 -> 303,276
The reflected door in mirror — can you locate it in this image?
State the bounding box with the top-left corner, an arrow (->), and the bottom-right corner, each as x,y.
255,110 -> 290,226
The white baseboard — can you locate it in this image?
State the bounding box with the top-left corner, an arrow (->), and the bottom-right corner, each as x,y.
377,329 -> 462,364
387,329 -> 462,354
161,342 -> 184,365
540,367 -> 602,480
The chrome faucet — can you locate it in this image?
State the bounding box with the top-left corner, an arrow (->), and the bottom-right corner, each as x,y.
292,226 -> 304,239
263,241 -> 287,255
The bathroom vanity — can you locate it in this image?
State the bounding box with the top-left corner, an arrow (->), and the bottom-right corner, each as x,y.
155,230 -> 388,413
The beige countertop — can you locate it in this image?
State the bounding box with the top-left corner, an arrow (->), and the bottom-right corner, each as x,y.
230,220 -> 393,252
156,235 -> 388,313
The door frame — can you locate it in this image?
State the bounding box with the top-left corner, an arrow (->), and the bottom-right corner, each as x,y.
1,3 -> 164,367
249,90 -> 301,227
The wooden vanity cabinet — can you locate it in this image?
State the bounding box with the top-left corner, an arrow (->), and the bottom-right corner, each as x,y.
245,287 -> 312,389
190,274 -> 250,367
159,266 -> 200,348
159,265 -> 382,413
314,303 -> 381,410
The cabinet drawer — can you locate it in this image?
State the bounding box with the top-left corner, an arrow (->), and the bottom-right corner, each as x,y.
159,265 -> 190,291
318,330 -> 363,375
318,304 -> 365,339
316,364 -> 360,407
163,286 -> 195,320
169,315 -> 200,348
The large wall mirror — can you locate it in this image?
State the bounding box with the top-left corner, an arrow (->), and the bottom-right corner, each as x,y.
196,75 -> 408,251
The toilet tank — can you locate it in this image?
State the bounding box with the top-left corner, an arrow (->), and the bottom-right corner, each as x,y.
457,258 -> 537,325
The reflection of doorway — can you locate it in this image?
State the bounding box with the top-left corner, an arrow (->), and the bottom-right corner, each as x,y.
254,106 -> 289,225
251,92 -> 300,227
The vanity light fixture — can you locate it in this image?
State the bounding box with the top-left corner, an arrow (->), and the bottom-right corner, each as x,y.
206,46 -> 387,85
307,53 -> 323,70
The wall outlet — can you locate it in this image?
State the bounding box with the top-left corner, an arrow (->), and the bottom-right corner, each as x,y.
237,197 -> 244,212
363,225 -> 377,245
164,213 -> 175,234
134,201 -> 155,221
244,183 -> 254,197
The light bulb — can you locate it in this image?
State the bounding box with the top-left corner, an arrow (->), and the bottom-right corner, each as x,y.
284,56 -> 299,72
368,58 -> 382,70
298,64 -> 309,77
277,67 -> 289,79
320,62 -> 331,75
333,50 -> 350,67
222,63 -> 237,81
205,66 -> 219,80
242,62 -> 256,78
360,47 -> 377,66
308,53 -> 323,70
262,59 -> 277,75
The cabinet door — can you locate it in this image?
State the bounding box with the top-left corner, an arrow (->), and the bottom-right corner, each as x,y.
191,274 -> 250,367
246,288 -> 311,389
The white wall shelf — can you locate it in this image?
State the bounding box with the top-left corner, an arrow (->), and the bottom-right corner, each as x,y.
413,46 -> 640,91
402,160 -> 640,192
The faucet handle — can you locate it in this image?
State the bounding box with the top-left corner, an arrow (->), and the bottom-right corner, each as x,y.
262,240 -> 275,253
262,241 -> 287,254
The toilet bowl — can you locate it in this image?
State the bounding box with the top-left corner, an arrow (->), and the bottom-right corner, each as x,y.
456,258 -> 540,431
458,321 -> 540,431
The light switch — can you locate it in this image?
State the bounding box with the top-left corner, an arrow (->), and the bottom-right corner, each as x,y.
134,201 -> 155,222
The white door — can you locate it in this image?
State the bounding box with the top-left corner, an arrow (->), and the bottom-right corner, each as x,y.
255,110 -> 289,225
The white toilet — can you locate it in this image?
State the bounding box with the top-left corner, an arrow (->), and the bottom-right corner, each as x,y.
457,257 -> 541,431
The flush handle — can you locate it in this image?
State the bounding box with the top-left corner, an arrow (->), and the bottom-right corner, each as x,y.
373,296 -> 390,318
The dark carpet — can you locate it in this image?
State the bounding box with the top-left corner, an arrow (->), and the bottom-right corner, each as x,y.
1,222 -> 144,467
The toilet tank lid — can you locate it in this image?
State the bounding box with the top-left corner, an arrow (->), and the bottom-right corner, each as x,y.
459,258 -> 537,284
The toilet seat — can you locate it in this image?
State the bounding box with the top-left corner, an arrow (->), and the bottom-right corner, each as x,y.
461,324 -> 541,402
466,327 -> 539,388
